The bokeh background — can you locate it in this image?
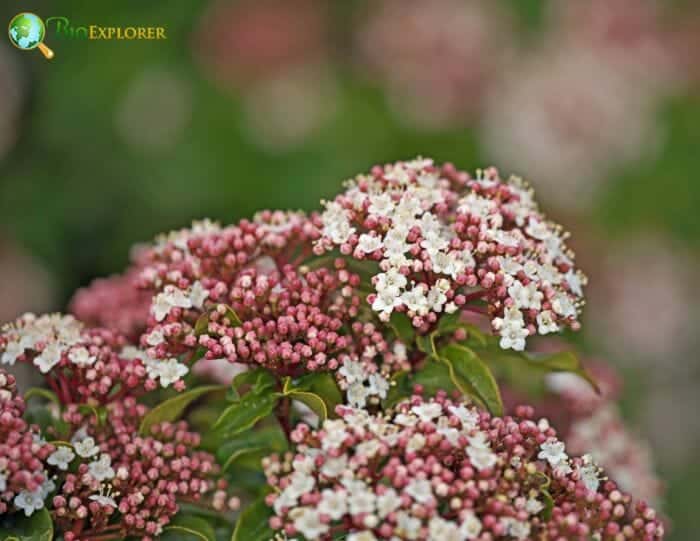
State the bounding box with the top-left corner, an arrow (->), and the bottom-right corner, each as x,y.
0,0 -> 698,538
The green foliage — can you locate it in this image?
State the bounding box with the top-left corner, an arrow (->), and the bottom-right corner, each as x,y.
213,391 -> 280,437
282,372 -> 343,422
383,361 -> 457,408
0,509 -> 53,541
217,423 -> 288,472
23,388 -> 60,406
230,499 -> 274,541
229,368 -> 277,402
162,515 -> 217,541
139,385 -> 226,435
389,312 -> 415,344
439,343 -> 503,416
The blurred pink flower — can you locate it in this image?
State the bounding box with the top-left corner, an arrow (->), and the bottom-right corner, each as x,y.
481,46 -> 662,211
356,0 -> 512,129
586,235 -> 698,369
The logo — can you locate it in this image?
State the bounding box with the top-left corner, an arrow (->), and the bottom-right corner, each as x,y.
8,12 -> 55,59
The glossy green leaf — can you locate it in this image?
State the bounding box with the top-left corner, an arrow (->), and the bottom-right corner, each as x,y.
231,368 -> 277,399
222,305 -> 243,327
540,489 -> 555,521
77,404 -> 107,426
284,372 -> 342,421
383,361 -> 458,408
193,312 -> 210,336
214,391 -> 280,436
162,515 -> 216,541
388,312 -> 414,344
139,385 -> 226,435
217,423 -> 287,472
0,508 -> 53,541
231,499 -> 274,541
416,334 -> 437,357
439,344 -> 503,416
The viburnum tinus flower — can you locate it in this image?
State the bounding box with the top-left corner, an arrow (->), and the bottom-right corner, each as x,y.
314,158 -> 586,351
137,214 -> 402,408
0,313 -> 187,402
44,396 -> 234,541
0,369 -> 54,516
264,393 -> 663,540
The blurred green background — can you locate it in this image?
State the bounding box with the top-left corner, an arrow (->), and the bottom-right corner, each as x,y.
0,0 -> 698,538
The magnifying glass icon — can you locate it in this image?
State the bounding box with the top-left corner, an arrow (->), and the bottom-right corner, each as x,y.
8,12 -> 55,59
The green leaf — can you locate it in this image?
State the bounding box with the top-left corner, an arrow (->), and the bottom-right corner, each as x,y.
416,334 -> 437,357
231,368 -> 277,399
77,404 -> 107,426
222,305 -> 243,327
0,508 -> 53,541
217,422 -> 286,472
162,515 -> 216,541
213,392 -> 279,436
231,499 -> 274,541
284,372 -> 342,421
388,312 -> 414,344
540,489 -> 555,521
194,312 -> 210,336
139,385 -> 226,435
23,388 -> 60,406
383,361 -> 458,408
439,344 -> 504,416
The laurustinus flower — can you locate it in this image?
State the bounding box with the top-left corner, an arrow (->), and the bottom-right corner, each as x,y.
264,393 -> 663,540
313,157 -> 586,351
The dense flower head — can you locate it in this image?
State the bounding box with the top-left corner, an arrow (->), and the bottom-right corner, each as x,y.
137,214 -> 401,405
0,369 -> 54,516
0,313 -> 182,402
48,397 -> 227,541
264,393 -> 663,540
70,266 -> 151,342
314,158 -> 586,351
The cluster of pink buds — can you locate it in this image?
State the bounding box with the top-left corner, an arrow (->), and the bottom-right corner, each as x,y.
0,313 -> 185,403
0,369 -> 54,516
70,266 -> 151,343
264,393 -> 662,540
314,158 -> 587,351
137,214 -> 404,407
47,396 -> 232,541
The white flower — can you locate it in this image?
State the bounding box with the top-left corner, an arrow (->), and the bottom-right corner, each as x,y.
467,431 -> 490,450
497,255 -> 522,276
189,281 -> 209,309
68,346 -> 96,367
538,439 -> 569,467
145,330 -> 164,347
152,285 -> 193,322
411,402 -> 443,422
14,488 -> 45,517
339,360 -> 367,385
322,202 -> 355,244
396,511 -> 421,540
321,455 -> 347,478
368,193 -> 395,217
0,472 -> 6,492
406,433 -> 426,453
552,293 -> 577,318
347,382 -> 370,408
526,497 -> 544,514
565,269 -> 585,297
321,420 -> 348,450
47,446 -> 75,470
536,310 -> 560,335
89,493 -> 117,508
525,217 -> 551,240
291,507 -> 328,539
467,445 -> 497,471
426,282 -> 448,312
508,280 -> 543,310
376,488 -> 401,518
460,512 -> 483,539
368,373 -> 389,399
88,454 -> 115,482
448,405 -> 479,430
375,268 -> 408,296
287,472 -> 315,499
74,436 -> 100,458
504,518 -> 531,540
348,487 -> 376,514
405,479 -> 433,504
34,342 -> 63,373
318,489 -> 347,520
394,413 -> 418,427
156,358 -> 189,387
498,320 -> 529,351
357,234 -> 383,254
428,517 -> 462,541
1,340 -> 23,365
578,458 -> 601,493
401,285 -> 429,315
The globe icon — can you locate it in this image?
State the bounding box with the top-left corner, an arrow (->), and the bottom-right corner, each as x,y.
8,12 -> 54,59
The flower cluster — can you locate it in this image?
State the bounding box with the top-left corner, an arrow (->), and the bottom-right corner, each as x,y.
264,394 -> 663,540
137,214 -> 401,406
45,397 -> 231,541
70,266 -> 151,342
0,369 -> 54,516
314,158 -> 586,350
0,313 -> 185,402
